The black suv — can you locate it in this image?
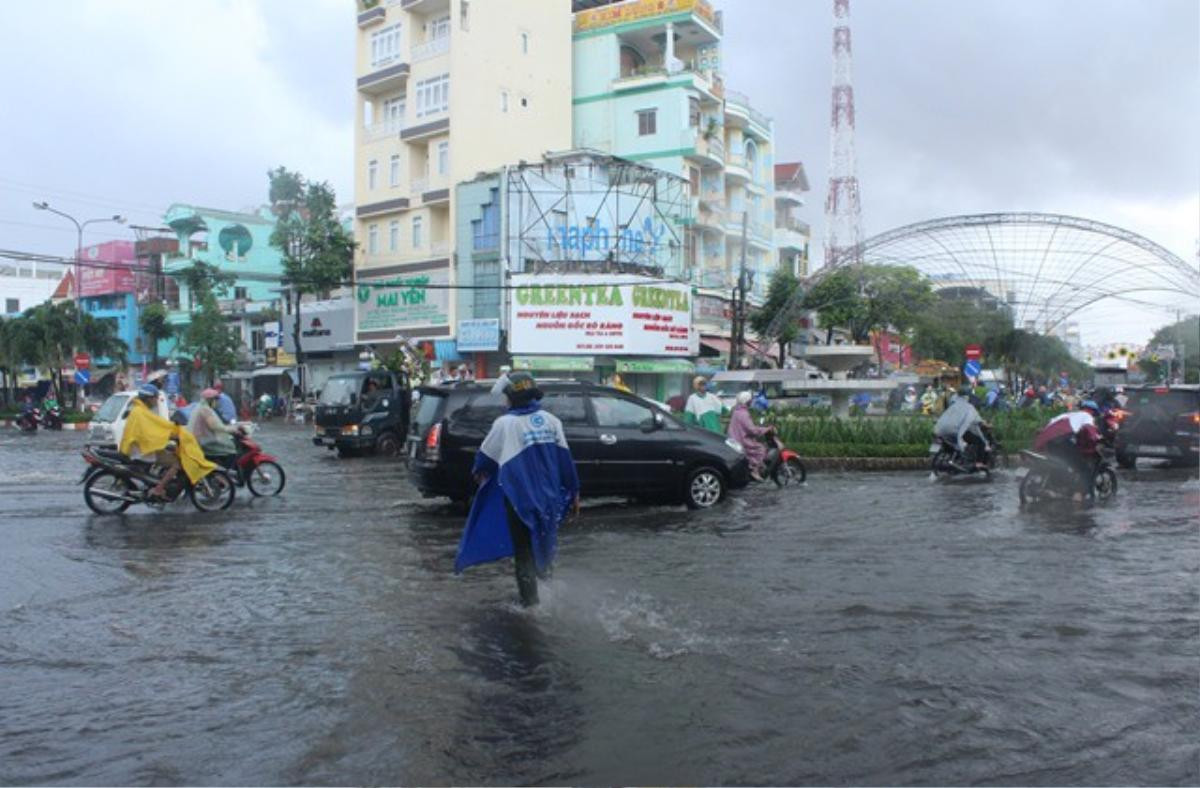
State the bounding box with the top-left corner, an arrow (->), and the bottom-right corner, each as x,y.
313,370 -> 410,457
1115,384 -> 1199,467
407,381 -> 750,508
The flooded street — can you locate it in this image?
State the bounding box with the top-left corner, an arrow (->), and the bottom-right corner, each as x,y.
1,423 -> 1197,786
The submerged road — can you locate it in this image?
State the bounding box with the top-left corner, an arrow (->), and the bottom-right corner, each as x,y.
1,423 -> 1197,786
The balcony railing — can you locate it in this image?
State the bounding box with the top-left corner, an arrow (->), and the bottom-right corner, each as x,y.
411,35 -> 449,62
776,217 -> 810,235
724,88 -> 772,131
363,118 -> 403,142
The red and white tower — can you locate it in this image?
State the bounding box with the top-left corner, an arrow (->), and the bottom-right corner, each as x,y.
824,0 -> 863,269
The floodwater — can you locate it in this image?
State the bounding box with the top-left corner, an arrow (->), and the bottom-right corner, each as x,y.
1,424 -> 1197,786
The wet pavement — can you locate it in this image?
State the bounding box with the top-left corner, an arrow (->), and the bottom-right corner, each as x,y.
1,423 -> 1197,786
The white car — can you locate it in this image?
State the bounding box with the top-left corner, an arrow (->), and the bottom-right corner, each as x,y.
88,391 -> 170,448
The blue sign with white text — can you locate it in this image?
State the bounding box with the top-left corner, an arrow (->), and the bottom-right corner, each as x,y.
457,319 -> 501,353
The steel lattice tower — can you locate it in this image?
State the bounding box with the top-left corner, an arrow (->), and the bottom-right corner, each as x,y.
824,0 -> 862,269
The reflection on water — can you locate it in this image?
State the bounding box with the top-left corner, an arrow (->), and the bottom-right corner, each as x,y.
0,427 -> 1196,786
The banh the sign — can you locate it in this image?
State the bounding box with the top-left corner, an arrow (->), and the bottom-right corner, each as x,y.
509,274 -> 692,357
355,268 -> 450,336
457,318 -> 501,353
616,358 -> 696,375
574,0 -> 718,32
513,356 -> 595,372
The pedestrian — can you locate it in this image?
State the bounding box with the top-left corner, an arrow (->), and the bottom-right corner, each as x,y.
683,375 -> 724,433
455,372 -> 580,607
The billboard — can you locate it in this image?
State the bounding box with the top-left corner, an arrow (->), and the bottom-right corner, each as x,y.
355,267 -> 451,338
509,274 -> 692,357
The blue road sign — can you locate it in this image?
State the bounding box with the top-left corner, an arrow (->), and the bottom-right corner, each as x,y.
74,369 -> 91,387
963,359 -> 982,379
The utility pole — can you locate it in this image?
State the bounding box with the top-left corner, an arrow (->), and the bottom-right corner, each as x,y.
730,212 -> 749,370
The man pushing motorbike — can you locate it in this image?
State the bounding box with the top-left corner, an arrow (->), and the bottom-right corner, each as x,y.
120,384 -> 218,499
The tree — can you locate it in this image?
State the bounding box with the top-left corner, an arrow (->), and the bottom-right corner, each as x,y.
750,269 -> 803,367
803,267 -> 867,344
268,166 -> 355,396
181,294 -> 241,386
0,318 -> 17,407
857,266 -> 934,367
1141,314 -> 1199,383
177,261 -> 235,304
138,302 -> 173,369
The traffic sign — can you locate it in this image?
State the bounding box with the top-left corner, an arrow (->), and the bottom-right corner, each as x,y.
964,344 -> 983,361
74,368 -> 91,387
74,352 -> 91,370
963,359 -> 982,379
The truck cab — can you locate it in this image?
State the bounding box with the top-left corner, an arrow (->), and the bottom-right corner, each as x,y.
313,370 -> 410,457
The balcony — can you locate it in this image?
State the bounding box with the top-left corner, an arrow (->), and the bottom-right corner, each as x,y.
611,62 -> 722,104
411,35 -> 449,63
358,61 -> 410,96
775,186 -> 806,206
724,153 -> 751,184
401,0 -> 450,12
775,227 -> 808,253
401,114 -> 449,142
362,118 -> 403,143
684,128 -> 725,168
724,89 -> 772,139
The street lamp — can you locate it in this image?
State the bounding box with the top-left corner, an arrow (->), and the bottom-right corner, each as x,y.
32,201 -> 126,313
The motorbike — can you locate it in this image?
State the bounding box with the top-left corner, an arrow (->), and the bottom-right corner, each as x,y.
79,445 -> 236,515
42,405 -> 63,430
762,428 -> 808,487
211,430 -> 286,497
17,408 -> 40,432
930,424 -> 1004,479
1018,448 -> 1118,506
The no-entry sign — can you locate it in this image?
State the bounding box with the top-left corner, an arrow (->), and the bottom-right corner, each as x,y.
964,344 -> 983,361
74,352 -> 91,370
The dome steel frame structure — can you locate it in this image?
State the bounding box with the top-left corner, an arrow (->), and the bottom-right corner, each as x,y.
854,212 -> 1199,333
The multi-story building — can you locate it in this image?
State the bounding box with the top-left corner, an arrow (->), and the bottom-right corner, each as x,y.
773,162 -> 811,278
570,0 -> 778,363
160,204 -> 284,372
1,261 -> 65,316
352,0 -> 572,358
77,241 -> 153,368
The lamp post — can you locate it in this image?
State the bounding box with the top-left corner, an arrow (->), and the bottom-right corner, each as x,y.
32,201 -> 126,407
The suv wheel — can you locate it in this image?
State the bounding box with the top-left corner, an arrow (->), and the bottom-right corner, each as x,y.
685,466 -> 725,509
375,431 -> 402,458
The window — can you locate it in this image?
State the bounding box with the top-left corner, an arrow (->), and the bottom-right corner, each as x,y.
415,74 -> 450,117
389,154 -> 401,187
412,215 -> 423,248
250,327 -> 264,353
368,223 -> 379,255
383,95 -> 405,128
542,392 -> 589,427
689,97 -> 700,127
520,96 -> 528,108
436,141 -> 449,176
5,298 -> 18,314
389,220 -> 400,251
520,31 -> 529,54
592,395 -> 655,429
370,23 -> 402,68
460,0 -> 469,30
637,108 -> 656,136
367,159 -> 378,190
234,286 -> 248,300
500,90 -> 508,112
429,15 -> 450,40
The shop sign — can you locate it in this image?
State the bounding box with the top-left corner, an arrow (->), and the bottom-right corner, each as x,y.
615,358 -> 696,374
509,274 -> 692,357
457,319 -> 501,353
355,269 -> 450,335
513,356 -> 595,372
575,0 -> 717,32
263,321 -> 281,349
695,294 -> 732,331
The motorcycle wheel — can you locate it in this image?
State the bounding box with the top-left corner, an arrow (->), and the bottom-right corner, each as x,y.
1093,466 -> 1118,502
780,457 -> 807,486
190,472 -> 236,512
931,448 -> 953,479
83,471 -> 134,515
1018,473 -> 1044,506
246,461 -> 286,497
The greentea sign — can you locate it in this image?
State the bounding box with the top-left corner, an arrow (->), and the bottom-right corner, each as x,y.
356,268 -> 450,335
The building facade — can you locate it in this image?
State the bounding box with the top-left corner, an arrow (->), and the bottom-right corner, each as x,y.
1,261 -> 65,316
353,0 -> 573,358
570,0 -> 779,369
773,162 -> 811,279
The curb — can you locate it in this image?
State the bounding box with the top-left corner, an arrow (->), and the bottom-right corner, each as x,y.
802,453 -> 1023,472
1,420 -> 90,430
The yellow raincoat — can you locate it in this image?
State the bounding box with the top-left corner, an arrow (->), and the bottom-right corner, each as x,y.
119,398 -> 217,484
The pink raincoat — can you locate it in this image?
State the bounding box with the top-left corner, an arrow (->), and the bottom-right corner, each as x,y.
727,404 -> 768,471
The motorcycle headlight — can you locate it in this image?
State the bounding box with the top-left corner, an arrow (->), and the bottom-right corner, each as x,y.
725,438 -> 744,454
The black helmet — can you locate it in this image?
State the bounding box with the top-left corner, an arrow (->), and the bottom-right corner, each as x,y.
503,371 -> 542,407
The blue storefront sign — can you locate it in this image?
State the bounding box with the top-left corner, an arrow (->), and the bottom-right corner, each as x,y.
457,319 -> 501,353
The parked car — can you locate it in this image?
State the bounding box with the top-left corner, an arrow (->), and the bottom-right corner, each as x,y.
407,381 -> 750,509
88,390 -> 170,448
313,370 -> 410,457
1114,384 -> 1200,467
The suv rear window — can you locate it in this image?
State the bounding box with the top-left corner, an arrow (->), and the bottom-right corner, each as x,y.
1127,389 -> 1200,417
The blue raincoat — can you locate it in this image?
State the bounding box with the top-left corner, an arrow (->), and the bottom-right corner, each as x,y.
454,403 -> 580,574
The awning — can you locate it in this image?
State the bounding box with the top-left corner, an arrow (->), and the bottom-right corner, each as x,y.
700,335 -> 731,357
616,358 -> 696,375
252,366 -> 296,378
513,356 -> 594,372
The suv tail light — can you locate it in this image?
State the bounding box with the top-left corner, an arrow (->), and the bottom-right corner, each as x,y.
425,422 -> 442,461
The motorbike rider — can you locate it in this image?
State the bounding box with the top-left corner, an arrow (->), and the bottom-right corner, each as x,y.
727,390 -> 771,481
188,387 -> 242,465
120,384 -> 217,499
1031,399 -> 1103,501
934,385 -> 990,468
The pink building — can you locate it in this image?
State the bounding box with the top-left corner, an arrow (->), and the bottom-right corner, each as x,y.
77,241 -> 153,299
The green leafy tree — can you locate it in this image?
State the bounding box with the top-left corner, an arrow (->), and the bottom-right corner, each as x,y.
138,302 -> 174,369
268,166 -> 355,394
750,269 -> 803,367
1141,314 -> 1199,383
181,294 -> 241,385
803,267 -> 867,343
177,261 -> 235,305
0,318 -> 18,406
857,266 -> 934,367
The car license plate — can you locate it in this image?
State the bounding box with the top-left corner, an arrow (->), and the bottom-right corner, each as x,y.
1138,444 -> 1167,455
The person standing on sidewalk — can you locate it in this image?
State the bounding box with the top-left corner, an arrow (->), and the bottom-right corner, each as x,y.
455,372 -> 580,607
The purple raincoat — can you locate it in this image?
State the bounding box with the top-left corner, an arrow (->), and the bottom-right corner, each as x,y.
727,404 -> 768,471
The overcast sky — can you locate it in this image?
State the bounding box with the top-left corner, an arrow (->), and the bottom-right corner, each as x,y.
1,0 -> 1196,345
